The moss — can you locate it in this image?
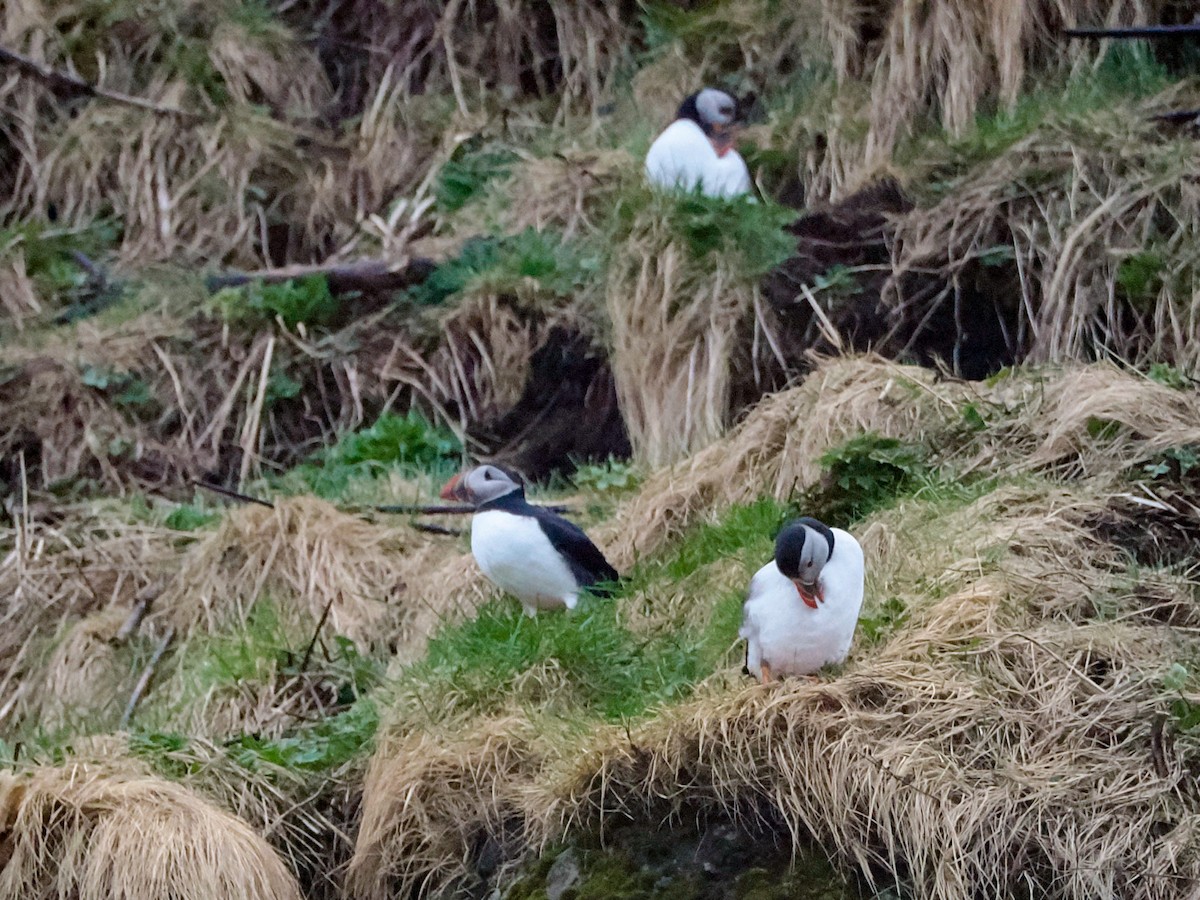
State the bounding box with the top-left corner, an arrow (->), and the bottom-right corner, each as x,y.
503,825 -> 857,900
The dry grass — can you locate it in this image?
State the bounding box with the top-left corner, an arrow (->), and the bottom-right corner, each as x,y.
0,760 -> 302,899
158,496 -> 415,651
604,210 -> 764,469
887,91 -> 1200,371
601,355 -> 971,568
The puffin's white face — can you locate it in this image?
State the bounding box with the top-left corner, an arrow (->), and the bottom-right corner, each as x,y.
775,519 -> 834,610
695,88 -> 737,129
440,465 -> 521,505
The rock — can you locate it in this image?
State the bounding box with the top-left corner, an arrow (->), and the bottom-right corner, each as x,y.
545,847 -> 581,900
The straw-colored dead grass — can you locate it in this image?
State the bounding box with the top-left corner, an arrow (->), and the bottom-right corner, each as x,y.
0,761 -> 302,899
159,496 -> 415,652
888,94 -> 1200,372
601,355 -> 971,568
605,212 -> 767,470
349,717 -> 546,899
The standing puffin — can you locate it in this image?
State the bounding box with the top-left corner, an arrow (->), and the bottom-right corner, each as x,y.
644,87 -> 753,199
440,465 -> 620,617
739,517 -> 865,682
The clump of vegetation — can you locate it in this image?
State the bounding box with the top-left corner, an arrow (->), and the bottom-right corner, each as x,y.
282,410 -> 461,497
213,275 -> 339,329
802,432 -> 930,523
406,228 -> 599,306
435,143 -> 520,213
570,458 -> 640,493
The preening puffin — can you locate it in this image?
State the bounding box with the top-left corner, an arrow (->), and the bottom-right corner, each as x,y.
440,465 -> 620,617
644,87 -> 753,199
739,517 -> 865,682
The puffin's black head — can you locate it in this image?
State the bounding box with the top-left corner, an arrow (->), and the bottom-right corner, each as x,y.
439,464 -> 524,505
775,517 -> 835,608
677,87 -> 739,137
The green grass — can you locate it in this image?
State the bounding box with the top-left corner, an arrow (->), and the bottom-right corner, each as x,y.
904,42 -> 1175,194
436,142 -> 520,213
610,186 -> 798,278
212,274 -> 339,329
137,602 -> 384,773
278,410 -> 462,499
404,228 -> 601,307
801,433 -> 932,525
390,499 -> 791,726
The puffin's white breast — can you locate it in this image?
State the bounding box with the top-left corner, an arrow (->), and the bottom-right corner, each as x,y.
740,528 -> 865,677
470,510 -> 580,610
645,119 -> 719,195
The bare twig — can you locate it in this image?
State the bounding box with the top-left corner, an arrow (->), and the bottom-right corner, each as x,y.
120,627 -> 176,728
1062,24 -> 1200,39
0,44 -> 201,119
192,480 -> 276,508
298,597 -> 335,673
115,581 -> 164,642
205,258 -> 435,295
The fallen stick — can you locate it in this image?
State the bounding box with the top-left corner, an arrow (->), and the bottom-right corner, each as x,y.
192,481 -> 571,516
0,44 -> 200,119
205,258 -> 436,295
1062,24 -> 1200,39
298,597 -> 335,673
120,626 -> 175,728
115,581 -> 164,642
191,479 -> 275,508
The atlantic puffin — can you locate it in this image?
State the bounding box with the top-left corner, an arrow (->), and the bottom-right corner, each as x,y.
440,465 -> 620,616
644,87 -> 753,198
739,517 -> 865,682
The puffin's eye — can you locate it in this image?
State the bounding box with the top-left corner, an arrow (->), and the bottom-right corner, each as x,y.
484,471 -> 493,479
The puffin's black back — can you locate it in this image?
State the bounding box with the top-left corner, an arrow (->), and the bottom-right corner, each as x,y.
677,92 -> 702,126
480,491 -> 621,594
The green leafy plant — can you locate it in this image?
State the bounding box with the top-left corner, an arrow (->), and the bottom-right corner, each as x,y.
436,143 -> 519,212
1142,445 -> 1200,481
80,366 -> 157,412
804,433 -> 929,523
810,264 -> 863,305
288,410 -> 462,497
1147,363 -> 1193,390
1116,250 -> 1165,307
165,503 -> 220,531
214,275 -> 339,329
1163,663 -> 1200,733
405,229 -> 597,306
571,459 -> 641,493
231,698 -> 379,771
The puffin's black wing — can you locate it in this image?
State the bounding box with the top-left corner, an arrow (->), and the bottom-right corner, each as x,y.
528,506 -> 621,594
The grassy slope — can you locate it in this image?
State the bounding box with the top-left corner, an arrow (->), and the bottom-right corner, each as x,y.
3,1 -> 1200,899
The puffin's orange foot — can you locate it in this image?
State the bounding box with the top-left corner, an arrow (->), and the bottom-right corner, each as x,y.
760,662 -> 773,685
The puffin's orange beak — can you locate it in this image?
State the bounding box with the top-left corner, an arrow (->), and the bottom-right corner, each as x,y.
711,133 -> 733,157
440,473 -> 465,501
793,579 -> 824,611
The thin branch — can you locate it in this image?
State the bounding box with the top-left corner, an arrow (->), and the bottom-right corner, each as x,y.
192,480 -> 276,508
120,627 -> 176,729
299,597 -> 335,673
205,258 -> 436,295
0,44 -> 201,119
1062,24 -> 1200,39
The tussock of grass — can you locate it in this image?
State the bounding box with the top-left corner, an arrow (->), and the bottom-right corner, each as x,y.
0,760 -> 302,900
604,190 -> 797,467
156,496 -> 417,652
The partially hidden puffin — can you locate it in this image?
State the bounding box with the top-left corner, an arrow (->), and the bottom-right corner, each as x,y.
739,517 -> 865,682
440,465 -> 620,617
644,87 -> 753,199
